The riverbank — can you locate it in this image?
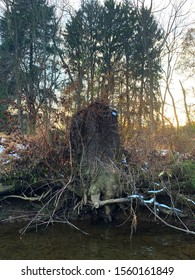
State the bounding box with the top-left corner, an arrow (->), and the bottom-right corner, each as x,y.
0,130 -> 195,235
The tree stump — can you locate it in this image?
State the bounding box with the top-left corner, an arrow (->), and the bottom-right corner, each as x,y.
69,101 -> 122,220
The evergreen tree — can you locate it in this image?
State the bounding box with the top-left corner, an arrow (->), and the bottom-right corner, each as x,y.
133,4 -> 163,129
63,0 -> 163,129
0,0 -> 61,134
64,0 -> 102,108
99,0 -> 124,99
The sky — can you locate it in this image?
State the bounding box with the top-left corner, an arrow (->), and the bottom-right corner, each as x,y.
67,0 -> 195,14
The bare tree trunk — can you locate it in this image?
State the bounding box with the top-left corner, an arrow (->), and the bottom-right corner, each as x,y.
138,60 -> 145,129
179,80 -> 191,126
15,44 -> 24,133
167,85 -> 179,130
27,41 -> 37,135
160,86 -> 167,127
16,94 -> 24,133
125,61 -> 130,128
11,4 -> 24,133
149,59 -> 155,132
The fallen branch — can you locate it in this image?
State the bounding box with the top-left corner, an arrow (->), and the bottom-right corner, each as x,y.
144,203 -> 195,235
89,194 -> 187,217
1,189 -> 51,202
91,197 -> 132,208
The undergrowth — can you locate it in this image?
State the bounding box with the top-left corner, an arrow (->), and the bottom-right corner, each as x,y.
0,125 -> 195,235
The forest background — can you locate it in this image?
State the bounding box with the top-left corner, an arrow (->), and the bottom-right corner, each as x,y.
0,0 -> 194,135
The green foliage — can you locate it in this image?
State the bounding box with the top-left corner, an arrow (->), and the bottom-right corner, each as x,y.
0,154 -> 55,190
165,159 -> 195,193
182,160 -> 195,190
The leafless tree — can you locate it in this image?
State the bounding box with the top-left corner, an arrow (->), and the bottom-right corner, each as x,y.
145,0 -> 193,128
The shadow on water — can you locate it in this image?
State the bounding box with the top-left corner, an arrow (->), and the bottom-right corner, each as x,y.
0,220 -> 195,260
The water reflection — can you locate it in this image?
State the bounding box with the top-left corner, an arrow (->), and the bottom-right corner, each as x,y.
0,221 -> 195,260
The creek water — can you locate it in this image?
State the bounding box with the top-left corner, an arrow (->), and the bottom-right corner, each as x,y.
0,220 -> 195,260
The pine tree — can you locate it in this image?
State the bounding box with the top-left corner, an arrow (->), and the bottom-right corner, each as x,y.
64,0 -> 163,130
64,0 -> 102,108
0,0 -> 61,134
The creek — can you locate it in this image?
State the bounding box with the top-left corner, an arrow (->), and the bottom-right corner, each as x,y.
0,220 -> 195,260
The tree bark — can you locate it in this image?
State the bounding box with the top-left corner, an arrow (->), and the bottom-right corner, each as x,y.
179,80 -> 191,126
167,84 -> 180,130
